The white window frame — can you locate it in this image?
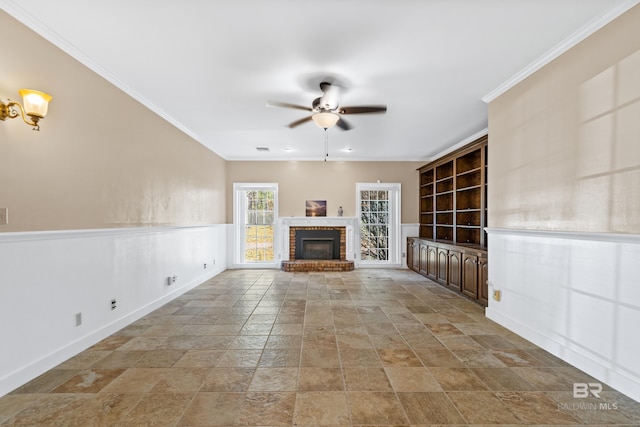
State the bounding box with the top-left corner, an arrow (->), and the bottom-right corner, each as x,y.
356,182 -> 402,267
232,183 -> 279,269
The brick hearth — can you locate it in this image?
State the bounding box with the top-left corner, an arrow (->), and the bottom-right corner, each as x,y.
281,259 -> 354,272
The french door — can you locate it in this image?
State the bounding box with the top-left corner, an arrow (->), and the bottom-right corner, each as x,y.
357,183 -> 401,265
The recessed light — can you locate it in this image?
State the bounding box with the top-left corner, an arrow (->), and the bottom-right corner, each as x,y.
256,147 -> 270,152
283,147 -> 294,152
342,147 -> 353,152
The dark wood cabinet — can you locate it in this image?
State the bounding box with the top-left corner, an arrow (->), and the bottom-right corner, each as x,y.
419,242 -> 428,275
448,250 -> 462,291
407,239 -> 419,272
407,237 -> 487,306
436,247 -> 448,285
478,256 -> 489,306
462,253 -> 479,299
426,246 -> 438,280
409,135 -> 489,306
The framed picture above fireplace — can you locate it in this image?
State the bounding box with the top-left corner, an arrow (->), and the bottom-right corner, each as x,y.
305,200 -> 327,217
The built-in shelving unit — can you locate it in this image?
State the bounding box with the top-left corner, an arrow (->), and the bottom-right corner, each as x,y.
409,135 -> 488,306
419,136 -> 487,248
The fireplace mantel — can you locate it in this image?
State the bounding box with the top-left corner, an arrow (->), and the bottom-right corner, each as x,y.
277,217 -> 357,262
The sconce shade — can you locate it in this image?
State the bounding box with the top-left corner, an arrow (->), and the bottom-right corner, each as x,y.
19,89 -> 52,118
312,112 -> 340,129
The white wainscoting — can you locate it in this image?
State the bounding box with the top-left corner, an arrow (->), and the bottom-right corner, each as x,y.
0,225 -> 229,397
485,228 -> 640,402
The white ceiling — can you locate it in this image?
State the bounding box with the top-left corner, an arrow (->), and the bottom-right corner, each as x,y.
2,0 -> 637,161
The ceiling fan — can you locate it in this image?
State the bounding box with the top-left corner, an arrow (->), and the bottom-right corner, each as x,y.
267,81 -> 387,131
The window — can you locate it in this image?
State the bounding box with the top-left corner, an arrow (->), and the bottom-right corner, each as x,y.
233,183 -> 278,267
357,183 -> 401,265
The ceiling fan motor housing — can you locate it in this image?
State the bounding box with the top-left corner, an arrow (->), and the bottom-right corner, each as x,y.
317,82 -> 340,111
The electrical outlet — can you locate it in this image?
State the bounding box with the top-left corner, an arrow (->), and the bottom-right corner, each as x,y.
204,263 -> 207,269
167,275 -> 177,286
111,299 -> 117,310
0,208 -> 8,225
75,312 -> 82,326
493,290 -> 501,302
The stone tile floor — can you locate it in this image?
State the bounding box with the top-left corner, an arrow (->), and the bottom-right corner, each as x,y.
1,269 -> 639,426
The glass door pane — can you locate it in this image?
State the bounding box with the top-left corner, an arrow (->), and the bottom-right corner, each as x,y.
360,189 -> 390,261
244,190 -> 275,262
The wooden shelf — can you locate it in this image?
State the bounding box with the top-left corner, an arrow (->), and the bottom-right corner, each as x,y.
435,161 -> 454,180
457,184 -> 482,192
457,166 -> 482,176
420,186 -> 433,197
456,148 -> 482,174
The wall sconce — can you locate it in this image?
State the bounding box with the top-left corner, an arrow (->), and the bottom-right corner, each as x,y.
0,89 -> 52,131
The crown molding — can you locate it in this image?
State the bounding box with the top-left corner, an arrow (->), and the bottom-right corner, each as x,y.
426,128 -> 488,163
482,0 -> 640,103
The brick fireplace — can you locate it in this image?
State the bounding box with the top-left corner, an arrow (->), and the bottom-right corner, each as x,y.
279,218 -> 356,272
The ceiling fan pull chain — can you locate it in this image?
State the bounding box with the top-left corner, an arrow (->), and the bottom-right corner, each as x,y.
324,128 -> 328,162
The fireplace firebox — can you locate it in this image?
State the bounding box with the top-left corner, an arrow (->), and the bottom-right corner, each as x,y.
294,229 -> 341,260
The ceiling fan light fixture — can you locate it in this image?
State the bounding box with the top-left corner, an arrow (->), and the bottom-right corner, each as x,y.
312,112 -> 340,129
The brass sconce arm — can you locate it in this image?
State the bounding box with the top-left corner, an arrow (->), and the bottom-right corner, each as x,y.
0,100 -> 42,130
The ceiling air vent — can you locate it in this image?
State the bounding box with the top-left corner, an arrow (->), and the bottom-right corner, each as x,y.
256,147 -> 270,152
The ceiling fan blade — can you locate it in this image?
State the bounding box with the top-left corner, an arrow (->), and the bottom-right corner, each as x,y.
339,105 -> 387,114
287,116 -> 313,128
336,117 -> 353,131
267,101 -> 313,111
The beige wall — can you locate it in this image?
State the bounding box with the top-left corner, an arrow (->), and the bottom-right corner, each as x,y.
0,11 -> 226,232
488,5 -> 640,233
226,161 -> 423,223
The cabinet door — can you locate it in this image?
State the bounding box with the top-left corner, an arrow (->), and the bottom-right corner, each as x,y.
478,256 -> 488,306
448,250 -> 461,291
462,253 -> 478,299
426,246 -> 438,280
407,239 -> 415,271
436,248 -> 448,285
419,243 -> 429,275
412,241 -> 420,272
